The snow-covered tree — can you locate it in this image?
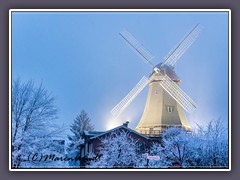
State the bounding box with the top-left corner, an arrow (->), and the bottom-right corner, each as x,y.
87,130 -> 144,168
192,119 -> 229,168
149,128 -> 193,168
149,119 -> 229,168
67,110 -> 94,167
12,78 -> 66,168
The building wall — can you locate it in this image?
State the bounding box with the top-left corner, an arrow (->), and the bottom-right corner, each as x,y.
136,79 -> 191,134
80,126 -> 161,166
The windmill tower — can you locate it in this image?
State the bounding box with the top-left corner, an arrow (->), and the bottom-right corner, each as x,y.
136,64 -> 191,136
111,24 -> 203,137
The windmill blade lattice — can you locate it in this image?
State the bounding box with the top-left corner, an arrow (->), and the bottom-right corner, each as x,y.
162,24 -> 203,68
119,29 -> 155,66
111,76 -> 149,118
159,74 -> 197,113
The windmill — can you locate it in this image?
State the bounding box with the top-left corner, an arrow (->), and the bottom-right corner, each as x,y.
111,24 -> 203,136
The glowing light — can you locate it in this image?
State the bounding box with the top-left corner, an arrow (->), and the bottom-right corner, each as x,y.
106,118 -> 121,130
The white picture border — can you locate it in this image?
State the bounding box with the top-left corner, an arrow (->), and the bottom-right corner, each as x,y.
9,9 -> 231,171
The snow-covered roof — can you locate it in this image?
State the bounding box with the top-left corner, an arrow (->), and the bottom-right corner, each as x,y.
89,125 -> 150,140
83,130 -> 104,136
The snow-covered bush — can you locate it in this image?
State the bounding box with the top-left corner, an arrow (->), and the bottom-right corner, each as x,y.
149,119 -> 229,168
87,130 -> 145,168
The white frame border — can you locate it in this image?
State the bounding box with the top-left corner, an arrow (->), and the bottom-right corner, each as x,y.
9,9 -> 231,172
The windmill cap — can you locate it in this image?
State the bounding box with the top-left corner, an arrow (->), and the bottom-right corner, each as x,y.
150,63 -> 180,82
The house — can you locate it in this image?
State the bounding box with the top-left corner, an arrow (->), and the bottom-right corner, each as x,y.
79,121 -> 162,167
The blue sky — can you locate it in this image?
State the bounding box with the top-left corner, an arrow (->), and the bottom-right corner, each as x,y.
12,11 -> 229,133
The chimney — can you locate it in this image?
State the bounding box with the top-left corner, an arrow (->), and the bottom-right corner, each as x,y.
123,121 -> 129,127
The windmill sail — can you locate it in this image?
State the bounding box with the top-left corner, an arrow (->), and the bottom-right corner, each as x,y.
111,76 -> 149,118
159,74 -> 197,113
162,24 -> 203,68
119,29 -> 155,67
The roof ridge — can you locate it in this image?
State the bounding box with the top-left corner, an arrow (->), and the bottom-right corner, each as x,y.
89,125 -> 149,140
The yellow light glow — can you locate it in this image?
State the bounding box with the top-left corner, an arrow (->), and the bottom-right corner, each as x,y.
106,119 -> 120,130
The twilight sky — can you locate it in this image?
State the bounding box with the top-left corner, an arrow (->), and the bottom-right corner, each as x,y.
12,10 -> 229,133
